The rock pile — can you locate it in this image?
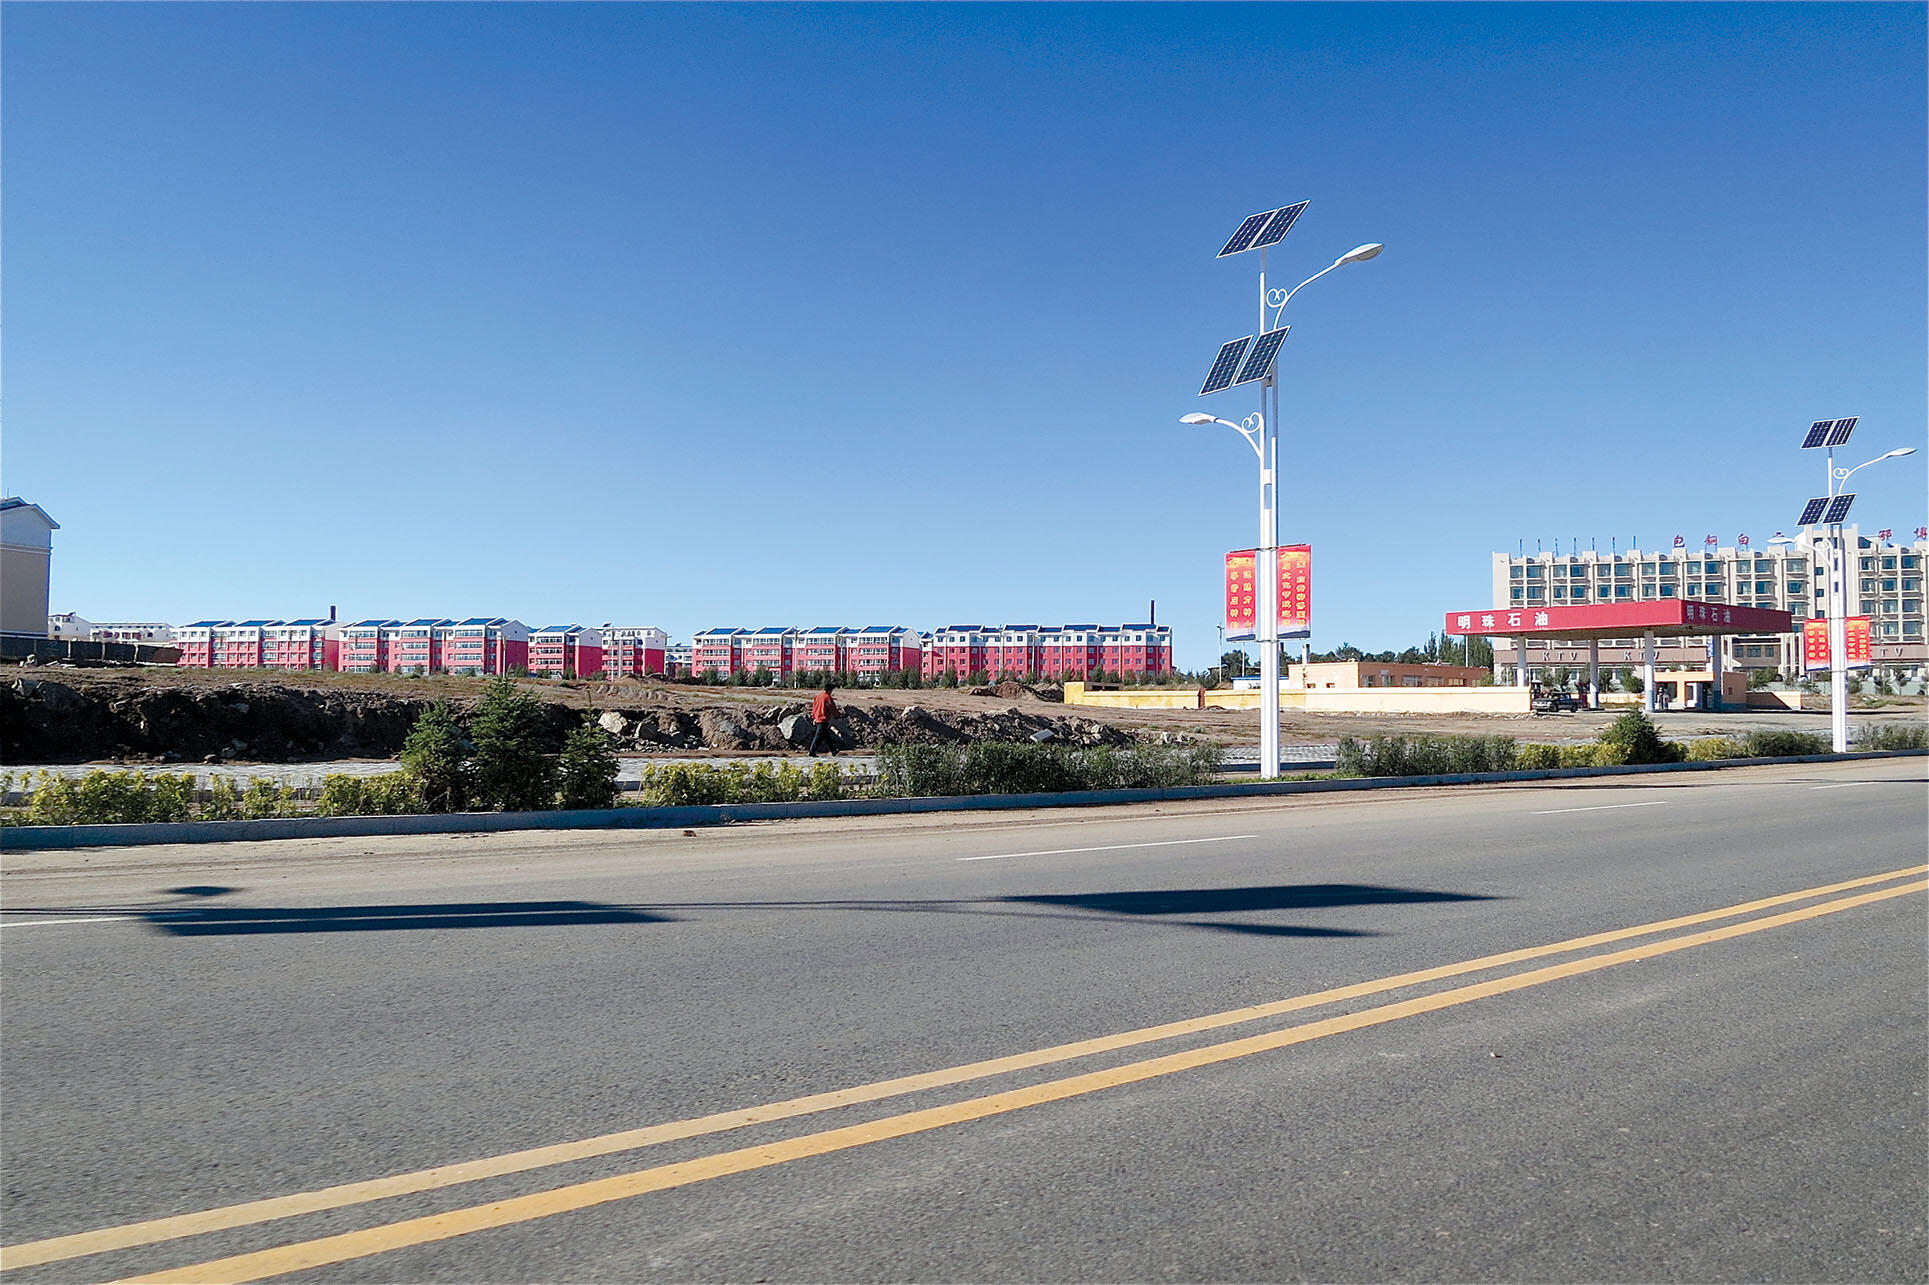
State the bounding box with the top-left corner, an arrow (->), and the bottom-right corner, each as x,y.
3,677 -> 1143,765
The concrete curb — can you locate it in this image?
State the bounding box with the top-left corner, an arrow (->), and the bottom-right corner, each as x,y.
3,750 -> 1921,851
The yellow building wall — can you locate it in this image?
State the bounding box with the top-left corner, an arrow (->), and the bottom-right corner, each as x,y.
1060,682 -> 1205,709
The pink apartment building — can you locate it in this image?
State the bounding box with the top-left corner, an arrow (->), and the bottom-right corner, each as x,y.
692,628 -> 748,678
339,620 -> 395,672
742,627 -> 797,679
795,627 -> 849,674
436,618 -> 530,675
848,626 -> 916,678
173,620 -> 225,667
602,626 -> 670,679
529,625 -> 603,677
262,619 -> 340,670
384,619 -> 448,673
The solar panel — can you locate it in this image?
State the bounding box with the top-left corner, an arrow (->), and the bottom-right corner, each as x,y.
1822,493 -> 1855,525
1251,201 -> 1309,250
1199,337 -> 1253,395
1797,497 -> 1829,526
1217,213 -> 1273,259
1801,420 -> 1833,449
1234,327 -> 1290,386
1824,416 -> 1858,447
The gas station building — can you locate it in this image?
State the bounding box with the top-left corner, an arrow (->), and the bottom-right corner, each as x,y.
1444,601 -> 1795,712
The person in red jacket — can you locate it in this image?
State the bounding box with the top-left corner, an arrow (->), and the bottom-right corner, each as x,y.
808,682 -> 843,757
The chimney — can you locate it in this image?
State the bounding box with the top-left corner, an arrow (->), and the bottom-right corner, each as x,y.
328,605 -> 337,621
1149,599 -> 1155,626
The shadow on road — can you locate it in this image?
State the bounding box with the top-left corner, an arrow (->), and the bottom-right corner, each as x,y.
12,883 -> 1496,941
1004,883 -> 1494,917
142,900 -> 673,935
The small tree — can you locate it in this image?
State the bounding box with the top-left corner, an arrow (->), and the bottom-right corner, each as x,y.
1598,709 -> 1681,765
469,677 -> 557,811
401,700 -> 470,813
557,716 -> 619,810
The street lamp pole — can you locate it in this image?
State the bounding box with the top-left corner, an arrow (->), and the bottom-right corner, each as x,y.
1184,229 -> 1381,779
1816,444 -> 1917,751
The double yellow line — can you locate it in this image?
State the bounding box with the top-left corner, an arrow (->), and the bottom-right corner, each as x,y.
5,864 -> 1922,1283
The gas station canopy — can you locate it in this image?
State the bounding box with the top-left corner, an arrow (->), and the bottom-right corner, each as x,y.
1443,601 -> 1794,641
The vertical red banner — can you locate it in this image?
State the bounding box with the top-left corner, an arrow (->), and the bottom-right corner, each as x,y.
1225,550 -> 1257,639
1805,617 -> 1874,669
1845,616 -> 1872,667
1802,619 -> 1830,670
1277,544 -> 1311,637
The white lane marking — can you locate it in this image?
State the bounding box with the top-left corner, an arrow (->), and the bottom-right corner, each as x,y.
1531,801 -> 1671,816
1811,782 -> 1873,790
959,835 -> 1258,862
0,916 -> 137,929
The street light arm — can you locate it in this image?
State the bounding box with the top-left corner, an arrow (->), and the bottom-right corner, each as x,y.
1836,446 -> 1918,485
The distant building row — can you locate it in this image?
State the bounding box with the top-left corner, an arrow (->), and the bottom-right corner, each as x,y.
172,619 -> 670,678
691,624 -> 1174,681
55,613 -> 1174,681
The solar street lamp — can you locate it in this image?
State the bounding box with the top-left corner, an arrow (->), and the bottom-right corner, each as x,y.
1188,203 -> 1383,779
1796,420 -> 1915,751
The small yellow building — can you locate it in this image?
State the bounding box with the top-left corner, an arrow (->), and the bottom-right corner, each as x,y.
1286,661 -> 1489,690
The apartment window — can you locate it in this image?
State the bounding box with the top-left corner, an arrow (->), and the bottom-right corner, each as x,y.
1615,585 -> 1632,598
1907,622 -> 1923,636
1883,557 -> 1897,570
1526,565 -> 1544,579
1904,578 -> 1919,592
1511,588 -> 1523,601
1570,586 -> 1588,599
1756,581 -> 1773,595
1787,581 -> 1805,596
1861,558 -> 1876,571
1862,579 -> 1876,594
1660,584 -> 1676,597
1904,556 -> 1919,570
1615,565 -> 1632,578
1883,579 -> 1898,592
1906,601 -> 1923,615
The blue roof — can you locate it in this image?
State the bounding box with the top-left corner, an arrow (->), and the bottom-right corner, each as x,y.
1001,624 -> 1040,631
346,618 -> 396,628
858,624 -> 905,632
284,618 -> 330,626
402,618 -> 447,627
753,626 -> 795,636
534,624 -> 582,634
233,619 -> 279,627
183,619 -> 232,628
804,626 -> 845,635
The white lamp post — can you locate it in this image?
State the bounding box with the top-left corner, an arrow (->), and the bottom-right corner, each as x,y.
1813,445 -> 1917,751
1186,232 -> 1381,779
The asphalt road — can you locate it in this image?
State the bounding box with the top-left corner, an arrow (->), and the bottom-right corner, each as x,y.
2,758 -> 1924,1283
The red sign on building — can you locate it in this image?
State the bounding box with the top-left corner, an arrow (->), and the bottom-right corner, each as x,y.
1278,544 -> 1311,637
1225,550 -> 1258,639
1803,617 -> 1872,670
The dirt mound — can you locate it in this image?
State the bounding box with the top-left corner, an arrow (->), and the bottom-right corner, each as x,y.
966,681 -> 1061,703
2,677 -> 1143,764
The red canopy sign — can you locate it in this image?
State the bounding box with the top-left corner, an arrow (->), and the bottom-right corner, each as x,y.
1445,601 -> 1793,639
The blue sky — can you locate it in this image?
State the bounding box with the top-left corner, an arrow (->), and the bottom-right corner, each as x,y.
6,3 -> 1924,666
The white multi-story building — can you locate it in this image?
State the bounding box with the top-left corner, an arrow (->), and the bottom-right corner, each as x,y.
48,613 -> 94,640
91,621 -> 175,646
1493,525 -> 1926,675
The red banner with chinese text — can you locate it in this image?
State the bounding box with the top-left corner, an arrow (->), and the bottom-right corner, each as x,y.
1278,544 -> 1311,637
1803,617 -> 1872,670
1225,550 -> 1257,640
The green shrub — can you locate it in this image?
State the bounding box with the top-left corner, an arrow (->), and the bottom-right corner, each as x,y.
315,774 -> 420,817
239,778 -> 296,819
1686,737 -> 1744,762
1516,744 -> 1562,770
24,774 -> 81,825
1592,742 -> 1631,767
1855,722 -> 1929,751
147,775 -> 198,822
1331,735 -> 1517,778
470,679 -> 557,811
557,718 -> 620,810
872,742 -> 1220,796
203,777 -> 241,820
1558,745 -> 1600,768
1597,711 -> 1682,765
1740,730 -> 1829,758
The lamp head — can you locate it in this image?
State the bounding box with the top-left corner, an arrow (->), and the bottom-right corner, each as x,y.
1882,447 -> 1917,459
1179,413 -> 1217,426
1338,243 -> 1384,265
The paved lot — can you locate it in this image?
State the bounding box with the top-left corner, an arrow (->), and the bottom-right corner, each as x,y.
3,759 -> 1924,1282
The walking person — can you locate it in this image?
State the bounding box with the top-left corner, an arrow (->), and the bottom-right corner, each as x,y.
807,681 -> 843,757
